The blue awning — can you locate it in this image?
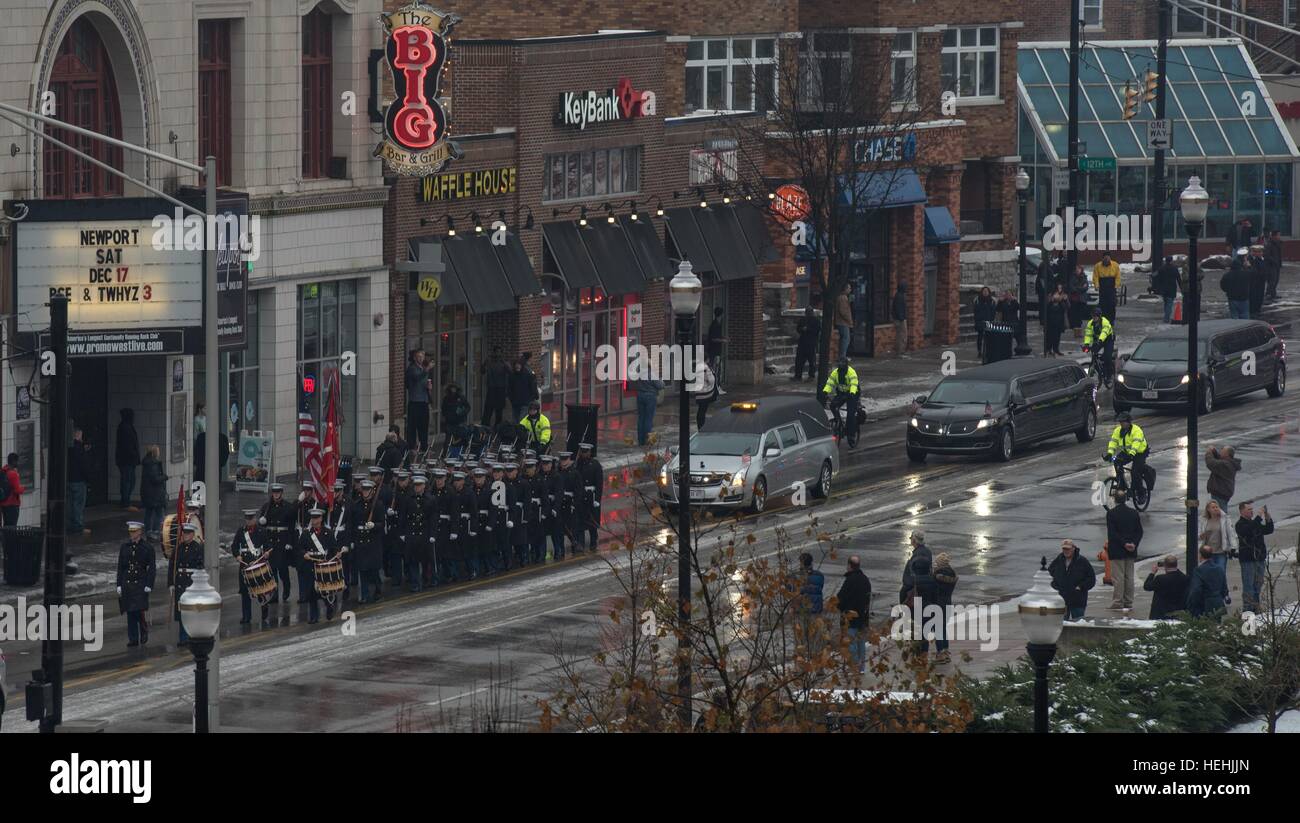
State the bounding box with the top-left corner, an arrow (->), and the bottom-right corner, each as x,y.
837,168 -> 927,211
924,206 -> 960,245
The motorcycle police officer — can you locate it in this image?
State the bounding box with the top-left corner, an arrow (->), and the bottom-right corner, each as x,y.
232,509 -> 271,627
259,483 -> 296,603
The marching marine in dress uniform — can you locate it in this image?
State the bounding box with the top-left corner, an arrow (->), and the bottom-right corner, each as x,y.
446,471 -> 475,582
523,459 -> 547,564
427,468 -> 450,587
506,462 -> 529,568
350,479 -> 385,603
295,508 -> 338,623
490,463 -> 511,571
540,455 -> 566,562
471,467 -> 495,578
293,486 -> 320,603
403,475 -> 434,592
558,451 -> 581,555
171,522 -> 205,645
232,509 -> 271,626
116,521 -> 156,647
258,483 -> 295,603
576,443 -> 603,554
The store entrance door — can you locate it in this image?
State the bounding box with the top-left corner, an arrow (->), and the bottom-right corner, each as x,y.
69,356 -> 111,506
579,317 -> 596,405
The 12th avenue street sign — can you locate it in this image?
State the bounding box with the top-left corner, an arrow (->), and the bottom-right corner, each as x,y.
1077,157 -> 1116,172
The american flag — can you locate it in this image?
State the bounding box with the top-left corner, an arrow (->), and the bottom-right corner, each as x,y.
299,371 -> 329,504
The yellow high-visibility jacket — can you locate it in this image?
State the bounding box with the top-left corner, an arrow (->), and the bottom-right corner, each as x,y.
823,365 -> 859,396
1106,423 -> 1148,457
1093,259 -> 1122,289
522,413 -> 551,446
1083,315 -> 1113,346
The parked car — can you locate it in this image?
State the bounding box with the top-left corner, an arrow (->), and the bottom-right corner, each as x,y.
659,396 -> 838,514
1114,319 -> 1286,414
907,357 -> 1098,463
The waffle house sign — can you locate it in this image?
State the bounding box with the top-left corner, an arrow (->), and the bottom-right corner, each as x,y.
375,2 -> 462,176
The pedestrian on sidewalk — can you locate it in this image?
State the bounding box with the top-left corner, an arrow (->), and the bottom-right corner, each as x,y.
1035,254 -> 1053,325
481,348 -> 510,427
1249,245 -> 1268,319
898,530 -> 933,605
405,349 -> 433,453
0,453 -> 22,527
695,363 -> 720,429
798,552 -> 824,615
67,428 -> 92,536
1043,285 -> 1068,356
835,555 -> 872,674
632,377 -> 664,446
1234,501 -> 1273,612
1105,491 -> 1142,611
793,306 -> 819,381
1143,555 -> 1189,620
1068,266 -> 1089,339
1048,539 -> 1096,621
1265,229 -> 1283,300
834,289 -> 853,360
440,382 -> 470,456
1198,500 -> 1235,573
1205,445 -> 1241,510
509,356 -> 539,422
931,552 -> 958,663
1151,256 -> 1181,324
892,283 -> 909,353
1186,545 -> 1229,619
116,407 -> 141,511
903,553 -> 938,658
1221,249 -> 1252,319
972,287 -> 996,356
1226,217 -> 1253,255
1093,253 -> 1121,323
140,445 -> 168,537
193,403 -> 207,436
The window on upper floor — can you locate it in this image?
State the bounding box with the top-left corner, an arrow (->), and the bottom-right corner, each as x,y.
302,6 -> 333,179
199,19 -> 232,187
684,36 -> 778,114
1083,0 -> 1103,28
941,26 -> 998,99
543,147 -> 642,203
43,17 -> 123,198
798,32 -> 853,111
891,31 -> 916,104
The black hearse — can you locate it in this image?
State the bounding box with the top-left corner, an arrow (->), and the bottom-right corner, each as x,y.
906,358 -> 1098,463
1114,319 -> 1285,414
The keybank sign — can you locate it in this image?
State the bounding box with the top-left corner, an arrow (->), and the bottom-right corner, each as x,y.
557,77 -> 656,130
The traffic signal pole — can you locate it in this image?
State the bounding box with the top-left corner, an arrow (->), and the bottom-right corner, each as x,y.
1066,0 -> 1081,282
1152,0 -> 1170,274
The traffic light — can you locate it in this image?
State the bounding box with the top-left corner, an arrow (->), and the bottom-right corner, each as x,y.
1143,70 -> 1159,102
1122,81 -> 1141,120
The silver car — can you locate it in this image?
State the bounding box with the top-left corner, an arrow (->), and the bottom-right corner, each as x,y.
658,396 -> 838,513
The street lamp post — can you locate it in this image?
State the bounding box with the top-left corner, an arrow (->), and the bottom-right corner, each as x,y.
1018,557 -> 1066,734
178,568 -> 222,733
1180,176 -> 1210,574
1015,168 -> 1032,356
669,260 -> 702,728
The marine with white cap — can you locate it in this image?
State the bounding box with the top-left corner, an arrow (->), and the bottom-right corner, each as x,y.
116,520 -> 156,647
444,470 -> 474,582
575,442 -> 603,554
170,521 -> 206,646
471,467 -> 494,578
403,474 -> 434,592
540,454 -> 567,561
522,458 -> 547,564
258,482 -> 295,604
295,507 -> 337,623
350,478 -> 386,603
232,508 -> 271,627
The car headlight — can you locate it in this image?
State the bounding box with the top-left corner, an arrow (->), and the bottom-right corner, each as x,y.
1116,373 -> 1125,384
1180,374 -> 1190,385
910,416 -> 920,428
975,418 -> 993,429
658,468 -> 668,487
731,470 -> 745,487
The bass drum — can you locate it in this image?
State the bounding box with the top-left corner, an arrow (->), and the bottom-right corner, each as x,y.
160,513 -> 182,559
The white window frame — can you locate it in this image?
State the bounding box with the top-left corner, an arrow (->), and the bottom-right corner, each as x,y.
684,35 -> 779,114
1082,0 -> 1103,29
1289,0 -> 1298,28
799,31 -> 853,111
941,26 -> 999,100
891,31 -> 916,105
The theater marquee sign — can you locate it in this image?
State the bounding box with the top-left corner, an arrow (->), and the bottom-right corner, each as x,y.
375,1 -> 462,176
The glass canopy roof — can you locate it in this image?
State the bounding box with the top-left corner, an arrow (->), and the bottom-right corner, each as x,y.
1018,40 -> 1299,164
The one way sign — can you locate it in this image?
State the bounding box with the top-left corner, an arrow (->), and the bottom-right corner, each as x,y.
1147,118 -> 1172,151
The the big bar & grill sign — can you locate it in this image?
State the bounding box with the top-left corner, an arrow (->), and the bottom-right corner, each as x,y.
375,1 -> 463,176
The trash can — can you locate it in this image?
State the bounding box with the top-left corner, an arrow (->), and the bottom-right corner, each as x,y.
565,404 -> 600,456
982,322 -> 1015,365
2,526 -> 44,587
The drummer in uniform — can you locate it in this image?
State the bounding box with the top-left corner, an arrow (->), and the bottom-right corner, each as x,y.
403,475 -> 433,592
171,522 -> 205,646
540,455 -> 566,562
326,479 -> 352,600
522,459 -> 547,565
505,462 -> 529,569
232,509 -> 271,627
258,483 -> 296,603
116,521 -> 156,647
470,467 -> 494,578
576,443 -> 603,554
293,485 -> 320,603
350,478 -> 385,603
558,451 -> 581,556
295,508 -> 338,624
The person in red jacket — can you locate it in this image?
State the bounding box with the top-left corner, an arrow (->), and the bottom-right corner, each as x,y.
1,453 -> 24,526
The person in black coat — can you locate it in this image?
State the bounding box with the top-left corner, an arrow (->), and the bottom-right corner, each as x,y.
898,531 -> 933,604
508,358 -> 539,422
139,446 -> 168,536
1048,539 -> 1096,620
1221,253 -> 1253,318
973,287 -> 997,355
1248,247 -> 1268,318
575,443 -> 603,554
523,460 -> 547,565
170,523 -> 205,645
192,430 -> 229,487
258,483 -> 296,603
232,509 -> 271,626
440,383 -> 470,456
444,471 -> 476,582
1151,256 -> 1181,324
350,480 -> 385,601
1187,546 -> 1229,618
1105,494 -> 1143,610
906,554 -> 941,655
836,556 -> 873,673
1043,286 -> 1068,356
1143,555 -> 1189,620
67,428 -> 92,535
706,307 -> 725,371
296,508 -> 338,623
115,407 -> 141,509
793,307 -> 820,381
1265,229 -> 1283,300
1035,255 -> 1053,325
116,522 -> 156,647
540,455 -> 568,561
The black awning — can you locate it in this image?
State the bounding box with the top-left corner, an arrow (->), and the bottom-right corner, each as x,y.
664,208 -> 716,274
491,231 -> 541,297
731,203 -> 779,264
577,221 -> 646,296
620,215 -> 673,282
407,237 -> 470,308
441,234 -> 518,314
542,221 -> 600,288
692,206 -> 757,282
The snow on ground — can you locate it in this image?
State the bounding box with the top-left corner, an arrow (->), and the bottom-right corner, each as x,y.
1227,708 -> 1300,733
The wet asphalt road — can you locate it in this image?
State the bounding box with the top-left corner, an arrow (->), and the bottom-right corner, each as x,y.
5,292 -> 1300,732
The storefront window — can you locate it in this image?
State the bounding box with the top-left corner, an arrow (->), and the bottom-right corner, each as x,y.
405,293 -> 480,436
1204,164 -> 1234,240
541,280 -> 632,421
1264,163 -> 1292,235
543,147 -> 641,202
1117,166 -> 1144,215
224,291 -> 260,478
1235,163 -> 1263,236
298,281 -> 357,456
1086,169 -> 1116,214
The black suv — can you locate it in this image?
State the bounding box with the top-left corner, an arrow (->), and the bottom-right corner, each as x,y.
1114,319 -> 1285,414
907,358 -> 1098,463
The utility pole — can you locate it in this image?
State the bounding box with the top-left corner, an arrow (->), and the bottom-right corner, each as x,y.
1066,0 -> 1081,282
203,155 -> 221,730
37,296 -> 69,733
1152,0 -> 1170,280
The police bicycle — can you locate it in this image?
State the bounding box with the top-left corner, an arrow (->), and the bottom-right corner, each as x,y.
1085,345 -> 1114,389
826,391 -> 862,449
1100,454 -> 1151,512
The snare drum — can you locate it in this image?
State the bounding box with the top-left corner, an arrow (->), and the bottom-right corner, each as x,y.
314,558 -> 345,601
243,561 -> 277,605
